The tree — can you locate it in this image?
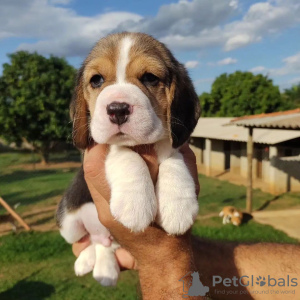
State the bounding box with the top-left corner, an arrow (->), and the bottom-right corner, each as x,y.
199,71 -> 291,117
283,83 -> 300,108
0,51 -> 76,164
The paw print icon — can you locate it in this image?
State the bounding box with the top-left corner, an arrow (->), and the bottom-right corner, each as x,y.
256,276 -> 266,287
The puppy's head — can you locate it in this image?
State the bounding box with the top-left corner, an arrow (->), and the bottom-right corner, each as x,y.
71,32 -> 200,149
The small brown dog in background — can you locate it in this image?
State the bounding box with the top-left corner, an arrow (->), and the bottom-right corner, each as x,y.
219,206 -> 243,226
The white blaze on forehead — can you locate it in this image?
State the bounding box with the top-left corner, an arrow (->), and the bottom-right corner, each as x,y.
116,36 -> 134,83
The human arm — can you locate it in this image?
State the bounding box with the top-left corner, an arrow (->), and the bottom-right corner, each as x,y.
81,144 -> 201,299
191,237 -> 300,300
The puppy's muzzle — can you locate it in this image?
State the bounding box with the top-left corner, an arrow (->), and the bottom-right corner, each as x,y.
106,102 -> 131,125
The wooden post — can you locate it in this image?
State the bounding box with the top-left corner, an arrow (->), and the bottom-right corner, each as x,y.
246,127 -> 253,213
0,197 -> 31,231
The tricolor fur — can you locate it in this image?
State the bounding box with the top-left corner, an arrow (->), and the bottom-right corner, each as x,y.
56,32 -> 201,286
219,206 -> 243,226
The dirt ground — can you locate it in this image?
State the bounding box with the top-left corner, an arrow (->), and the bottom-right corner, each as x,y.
0,205 -> 58,236
10,161 -> 81,171
0,161 -> 81,236
253,209 -> 300,240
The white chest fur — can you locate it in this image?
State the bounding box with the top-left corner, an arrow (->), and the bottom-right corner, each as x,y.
105,140 -> 199,234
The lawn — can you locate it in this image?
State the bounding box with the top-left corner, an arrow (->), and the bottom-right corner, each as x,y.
0,150 -> 299,299
0,151 -> 80,214
198,174 -> 300,215
0,231 -> 139,300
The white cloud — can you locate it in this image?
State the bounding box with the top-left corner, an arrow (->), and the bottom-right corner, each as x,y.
208,57 -> 237,66
249,52 -> 300,77
185,60 -> 199,69
1,0 -> 300,57
289,77 -> 300,85
160,0 -> 300,52
0,0 -> 141,57
194,77 -> 214,84
49,0 -> 71,5
269,52 -> 300,76
250,66 -> 267,73
217,57 -> 237,65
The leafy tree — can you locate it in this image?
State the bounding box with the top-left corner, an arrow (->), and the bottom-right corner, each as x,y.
200,71 -> 291,117
283,83 -> 300,108
198,92 -> 218,117
0,51 -> 76,164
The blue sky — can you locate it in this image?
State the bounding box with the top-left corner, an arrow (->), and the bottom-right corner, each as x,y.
1,0 -> 300,94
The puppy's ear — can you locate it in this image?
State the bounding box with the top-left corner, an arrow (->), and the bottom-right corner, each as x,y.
70,66 -> 91,149
167,64 -> 201,148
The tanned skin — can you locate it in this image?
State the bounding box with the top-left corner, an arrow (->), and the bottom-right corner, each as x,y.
73,144 -> 300,300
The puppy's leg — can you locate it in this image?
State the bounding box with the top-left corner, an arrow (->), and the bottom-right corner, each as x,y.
106,145 -> 157,232
156,151 -> 199,235
93,244 -> 120,286
74,244 -> 96,276
59,211 -> 87,244
226,215 -> 231,224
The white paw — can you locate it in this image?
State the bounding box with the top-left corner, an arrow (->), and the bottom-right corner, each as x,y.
157,196 -> 199,235
74,244 -> 96,276
110,193 -> 156,232
106,145 -> 157,232
156,151 -> 199,235
93,257 -> 120,286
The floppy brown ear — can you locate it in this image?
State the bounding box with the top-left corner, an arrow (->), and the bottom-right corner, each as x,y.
167,64 -> 201,148
70,66 -> 90,149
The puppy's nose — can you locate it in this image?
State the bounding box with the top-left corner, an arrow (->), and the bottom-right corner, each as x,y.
106,102 -> 131,125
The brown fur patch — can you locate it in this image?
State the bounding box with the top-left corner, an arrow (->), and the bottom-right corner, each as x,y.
71,32 -> 200,149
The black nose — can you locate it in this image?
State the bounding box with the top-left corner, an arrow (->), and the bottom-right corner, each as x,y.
106,102 -> 131,125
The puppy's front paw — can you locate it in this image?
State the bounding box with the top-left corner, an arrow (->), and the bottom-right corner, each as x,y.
93,252 -> 120,286
74,244 -> 96,276
157,196 -> 199,235
110,193 -> 156,232
156,152 -> 199,235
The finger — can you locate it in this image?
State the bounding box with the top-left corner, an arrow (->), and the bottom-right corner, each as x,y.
83,144 -> 111,200
83,144 -> 107,180
115,248 -> 138,270
72,235 -> 90,257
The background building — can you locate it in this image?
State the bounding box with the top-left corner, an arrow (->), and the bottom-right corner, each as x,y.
190,115 -> 300,195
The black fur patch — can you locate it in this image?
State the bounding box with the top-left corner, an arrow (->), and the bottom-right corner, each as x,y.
171,64 -> 201,148
56,166 -> 93,227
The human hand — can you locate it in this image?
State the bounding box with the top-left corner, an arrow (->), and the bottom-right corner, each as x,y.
73,143 -> 199,270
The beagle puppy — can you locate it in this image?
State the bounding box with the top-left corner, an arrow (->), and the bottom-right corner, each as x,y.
56,32 -> 201,286
219,206 -> 243,226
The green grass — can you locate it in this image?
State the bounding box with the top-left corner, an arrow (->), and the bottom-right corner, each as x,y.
0,168 -> 77,213
0,150 -> 81,169
0,151 -> 39,169
192,217 -> 298,244
0,221 -> 297,300
197,174 -> 300,215
0,151 -> 80,213
0,150 -> 299,299
0,231 -> 139,300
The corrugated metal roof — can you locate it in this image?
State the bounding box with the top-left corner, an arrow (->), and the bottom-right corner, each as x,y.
191,118 -> 300,144
229,109 -> 300,129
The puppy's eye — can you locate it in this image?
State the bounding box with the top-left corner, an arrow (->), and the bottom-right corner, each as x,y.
90,74 -> 104,88
141,72 -> 159,86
